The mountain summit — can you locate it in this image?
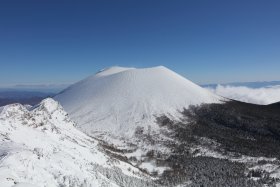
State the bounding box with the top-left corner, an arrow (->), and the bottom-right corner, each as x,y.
55,66 -> 222,137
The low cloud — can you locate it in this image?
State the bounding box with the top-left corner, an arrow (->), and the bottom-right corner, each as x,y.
206,85 -> 280,105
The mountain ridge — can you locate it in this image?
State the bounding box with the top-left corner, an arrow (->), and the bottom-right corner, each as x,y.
0,98 -> 156,187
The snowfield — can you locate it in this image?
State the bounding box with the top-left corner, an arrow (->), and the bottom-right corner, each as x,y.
0,98 -> 155,187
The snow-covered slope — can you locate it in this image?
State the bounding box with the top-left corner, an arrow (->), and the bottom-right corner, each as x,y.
55,66 -> 223,137
0,98 -> 155,187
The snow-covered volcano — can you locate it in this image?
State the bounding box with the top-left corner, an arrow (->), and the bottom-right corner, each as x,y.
55,66 -> 223,137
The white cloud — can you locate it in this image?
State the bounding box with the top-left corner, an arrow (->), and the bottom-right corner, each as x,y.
206,85 -> 280,105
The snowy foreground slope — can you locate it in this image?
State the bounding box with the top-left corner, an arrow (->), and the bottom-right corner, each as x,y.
0,98 -> 156,187
55,66 -> 222,137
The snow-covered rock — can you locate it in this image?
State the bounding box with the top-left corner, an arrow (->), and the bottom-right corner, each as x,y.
0,98 -> 155,187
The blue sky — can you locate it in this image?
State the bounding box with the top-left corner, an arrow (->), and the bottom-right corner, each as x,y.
0,0 -> 280,86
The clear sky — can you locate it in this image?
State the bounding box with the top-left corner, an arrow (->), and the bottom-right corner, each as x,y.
0,0 -> 280,86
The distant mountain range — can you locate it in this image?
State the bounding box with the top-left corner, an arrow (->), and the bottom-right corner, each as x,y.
0,83 -> 69,93
0,90 -> 54,106
0,84 -> 67,106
